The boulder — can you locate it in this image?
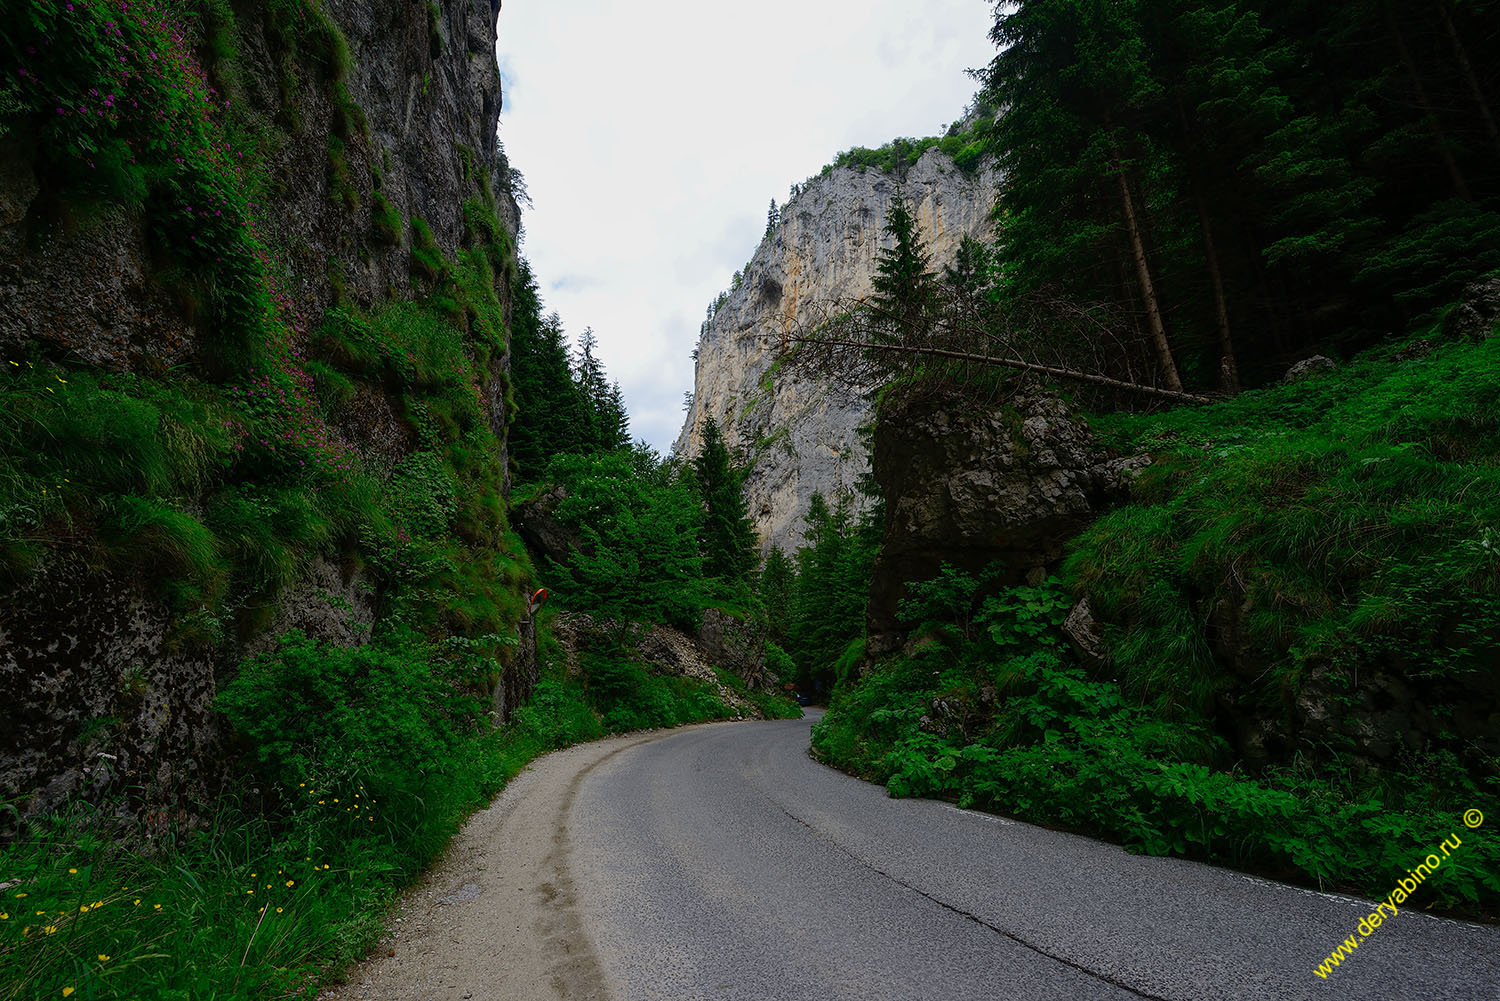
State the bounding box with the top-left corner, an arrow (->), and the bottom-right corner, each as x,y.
865,384 -> 1139,654
1281,355 -> 1336,383
514,485 -> 579,566
1441,274 -> 1500,341
1063,598 -> 1107,671
697,609 -> 771,690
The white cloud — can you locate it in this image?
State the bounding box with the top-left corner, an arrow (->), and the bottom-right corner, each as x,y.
495,0 -> 996,453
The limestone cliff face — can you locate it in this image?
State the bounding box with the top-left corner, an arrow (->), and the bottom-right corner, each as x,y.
675,148 -> 1001,554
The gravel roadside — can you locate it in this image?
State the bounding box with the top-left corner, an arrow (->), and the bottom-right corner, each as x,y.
317,726 -> 720,1001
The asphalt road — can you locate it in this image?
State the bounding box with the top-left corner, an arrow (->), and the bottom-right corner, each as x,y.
567,711 -> 1500,1001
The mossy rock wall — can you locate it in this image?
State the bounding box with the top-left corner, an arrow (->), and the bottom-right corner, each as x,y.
0,0 -> 529,828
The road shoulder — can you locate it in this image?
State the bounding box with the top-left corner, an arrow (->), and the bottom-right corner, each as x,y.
316,726 -> 714,1001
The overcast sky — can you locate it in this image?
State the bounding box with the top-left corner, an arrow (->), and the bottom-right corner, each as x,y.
495,0 -> 998,454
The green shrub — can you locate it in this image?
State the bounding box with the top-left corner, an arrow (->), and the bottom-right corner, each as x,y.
218,631 -> 480,797
815,564 -> 1500,912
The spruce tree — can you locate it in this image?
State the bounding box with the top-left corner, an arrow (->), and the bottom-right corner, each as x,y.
758,546 -> 795,645
508,261 -> 594,479
868,193 -> 940,345
692,417 -> 758,582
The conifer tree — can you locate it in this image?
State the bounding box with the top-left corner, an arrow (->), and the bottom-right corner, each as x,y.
692,417 -> 758,581
786,492 -> 877,692
758,546 -> 795,646
600,380 -> 630,452
868,193 -> 940,345
508,260 -> 594,479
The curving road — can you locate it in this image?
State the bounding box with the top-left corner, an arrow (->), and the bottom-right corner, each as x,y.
568,711 -> 1499,1001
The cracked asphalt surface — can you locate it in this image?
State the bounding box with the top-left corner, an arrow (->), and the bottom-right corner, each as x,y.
569,710 -> 1500,1001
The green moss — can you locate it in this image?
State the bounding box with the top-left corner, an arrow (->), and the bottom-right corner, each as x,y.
327,136 -> 360,211
372,191 -> 402,246
331,81 -> 368,140
409,216 -> 451,282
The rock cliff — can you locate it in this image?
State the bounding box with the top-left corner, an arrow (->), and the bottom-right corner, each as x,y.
675,148 -> 1001,554
0,0 -> 523,827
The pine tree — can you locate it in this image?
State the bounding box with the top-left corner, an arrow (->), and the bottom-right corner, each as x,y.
543,452 -> 708,629
571,327 -> 609,450
692,417 -> 758,582
786,492 -> 877,693
758,546 -> 795,646
599,380 -> 630,452
868,193 -> 940,345
508,260 -> 595,479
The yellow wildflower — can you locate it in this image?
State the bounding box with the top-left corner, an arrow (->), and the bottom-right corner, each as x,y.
275,907 -> 283,913
63,989 -> 75,998
97,954 -> 109,962
67,868 -> 77,874
44,925 -> 57,934
285,879 -> 294,887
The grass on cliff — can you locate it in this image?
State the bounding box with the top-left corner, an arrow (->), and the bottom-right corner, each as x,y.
1070,326 -> 1500,741
0,619 -> 775,1000
0,0 -> 567,994
814,316 -> 1500,916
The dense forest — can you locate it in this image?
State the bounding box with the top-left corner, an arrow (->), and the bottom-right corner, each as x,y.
985,0 -> 1500,392
798,0 -> 1500,915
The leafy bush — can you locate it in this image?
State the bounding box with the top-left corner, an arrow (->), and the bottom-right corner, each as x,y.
217,631 -> 480,799
580,642 -> 733,732
0,633 -> 624,1001
815,571 -> 1500,912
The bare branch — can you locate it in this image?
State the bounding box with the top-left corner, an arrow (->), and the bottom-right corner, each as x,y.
786,333 -> 1216,404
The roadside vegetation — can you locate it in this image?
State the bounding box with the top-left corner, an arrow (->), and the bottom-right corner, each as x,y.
0,623 -> 765,1000
813,334 -> 1500,905
798,0 -> 1500,919
0,1 -> 789,998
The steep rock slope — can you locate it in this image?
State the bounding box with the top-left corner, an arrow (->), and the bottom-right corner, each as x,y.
0,0 -> 523,825
675,148 -> 1000,553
